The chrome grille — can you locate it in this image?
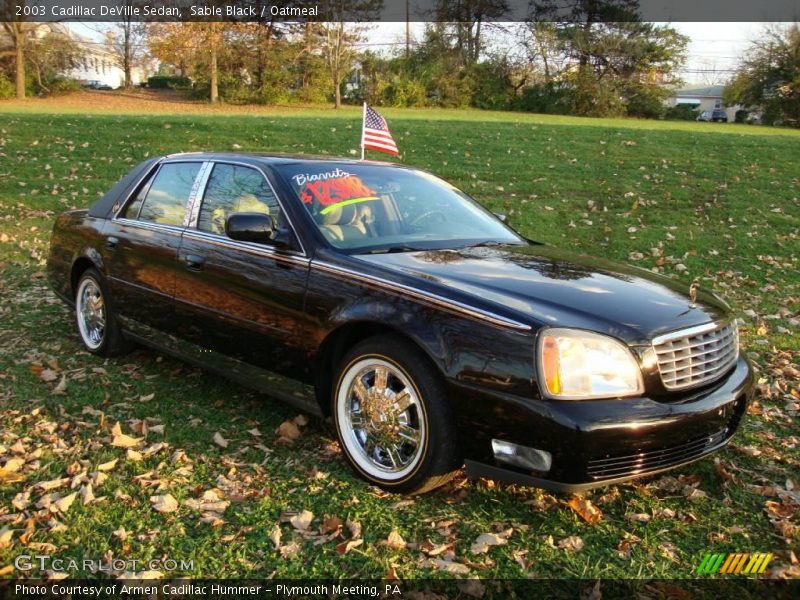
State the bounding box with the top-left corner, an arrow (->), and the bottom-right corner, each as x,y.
653,321 -> 738,391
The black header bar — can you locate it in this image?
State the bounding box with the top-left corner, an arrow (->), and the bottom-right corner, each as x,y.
1,0 -> 799,23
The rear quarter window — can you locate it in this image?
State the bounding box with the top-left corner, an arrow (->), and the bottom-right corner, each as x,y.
124,162 -> 202,226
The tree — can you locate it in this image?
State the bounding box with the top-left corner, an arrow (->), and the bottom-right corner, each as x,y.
519,0 -> 688,117
1,1 -> 43,100
432,0 -> 509,65
724,24 -> 800,126
26,30 -> 84,94
106,6 -> 147,90
315,0 -> 381,108
148,22 -> 231,102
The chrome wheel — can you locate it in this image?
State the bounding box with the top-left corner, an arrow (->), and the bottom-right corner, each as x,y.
336,358 -> 426,481
76,277 -> 106,350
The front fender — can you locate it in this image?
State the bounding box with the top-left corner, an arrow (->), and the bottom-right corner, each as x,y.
305,262 -> 537,398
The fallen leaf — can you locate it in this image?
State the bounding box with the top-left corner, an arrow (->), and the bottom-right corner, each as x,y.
54,492 -> 77,513
269,525 -> 281,550
471,529 -> 513,554
428,558 -> 470,574
34,478 -> 69,492
557,535 -> 584,552
289,510 -> 314,531
276,420 -> 301,442
0,457 -> 25,475
320,516 -> 342,535
378,530 -> 407,549
110,423 -> 142,448
347,519 -> 362,540
616,534 -> 641,557
96,458 -> 118,472
150,494 -> 178,513
79,484 -> 95,506
12,492 -> 30,511
568,496 -> 603,524
335,538 -> 363,555
213,432 -> 229,448
765,501 -> 796,519
683,487 -> 707,502
0,527 -> 14,549
113,527 -> 128,541
625,512 -> 652,523
39,368 -> 58,382
51,375 -> 67,395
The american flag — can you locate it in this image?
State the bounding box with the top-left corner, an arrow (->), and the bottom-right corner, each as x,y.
361,104 -> 398,156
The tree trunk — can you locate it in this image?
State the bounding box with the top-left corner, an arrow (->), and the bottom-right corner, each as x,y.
405,0 -> 410,59
210,45 -> 218,103
123,32 -> 132,89
334,74 -> 341,109
15,34 -> 25,99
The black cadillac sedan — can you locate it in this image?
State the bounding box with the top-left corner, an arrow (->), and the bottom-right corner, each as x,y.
47,153 -> 754,494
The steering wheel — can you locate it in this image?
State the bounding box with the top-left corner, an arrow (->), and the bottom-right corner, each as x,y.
408,210 -> 447,227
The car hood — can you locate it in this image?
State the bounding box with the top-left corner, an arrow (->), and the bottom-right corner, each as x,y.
354,244 -> 731,344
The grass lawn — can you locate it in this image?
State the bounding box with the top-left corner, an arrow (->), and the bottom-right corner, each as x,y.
0,97 -> 798,583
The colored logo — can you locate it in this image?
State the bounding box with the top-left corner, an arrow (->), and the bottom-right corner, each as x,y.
696,552 -> 772,575
299,175 -> 379,215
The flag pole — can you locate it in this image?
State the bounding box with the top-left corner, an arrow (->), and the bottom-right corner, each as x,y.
360,102 -> 366,161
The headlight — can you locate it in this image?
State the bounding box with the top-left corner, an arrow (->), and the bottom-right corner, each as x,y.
537,328 -> 643,399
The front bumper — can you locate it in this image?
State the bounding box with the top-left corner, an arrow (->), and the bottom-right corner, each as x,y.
454,355 -> 754,492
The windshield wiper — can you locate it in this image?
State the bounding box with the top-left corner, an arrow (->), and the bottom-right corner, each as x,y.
362,245 -> 421,254
464,240 -> 508,249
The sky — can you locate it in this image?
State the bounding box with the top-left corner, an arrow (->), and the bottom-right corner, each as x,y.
71,20 -> 774,87
369,21 -> 771,86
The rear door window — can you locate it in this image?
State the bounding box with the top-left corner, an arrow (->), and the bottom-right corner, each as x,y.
125,162 -> 202,226
197,163 -> 281,235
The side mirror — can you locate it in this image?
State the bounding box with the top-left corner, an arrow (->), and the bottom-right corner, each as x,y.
494,212 -> 508,224
225,213 -> 288,247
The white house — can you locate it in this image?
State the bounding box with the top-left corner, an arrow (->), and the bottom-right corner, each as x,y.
60,25 -> 148,89
666,85 -> 741,121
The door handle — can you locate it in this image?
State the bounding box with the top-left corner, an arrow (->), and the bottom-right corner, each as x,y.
184,254 -> 205,271
105,236 -> 119,250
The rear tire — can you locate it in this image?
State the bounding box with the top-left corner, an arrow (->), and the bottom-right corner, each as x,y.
75,268 -> 129,357
332,335 -> 461,494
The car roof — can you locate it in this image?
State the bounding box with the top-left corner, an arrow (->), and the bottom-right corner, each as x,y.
161,151 -> 403,169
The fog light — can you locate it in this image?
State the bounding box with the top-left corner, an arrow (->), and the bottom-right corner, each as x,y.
491,439 -> 552,472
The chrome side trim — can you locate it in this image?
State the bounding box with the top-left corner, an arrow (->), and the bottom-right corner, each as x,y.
183,161 -> 214,228
651,321 -> 725,346
181,229 -> 310,266
312,261 -> 531,332
113,218 -> 184,237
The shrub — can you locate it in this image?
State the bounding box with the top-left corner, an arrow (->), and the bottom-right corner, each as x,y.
47,78 -> 81,95
664,104 -> 700,121
147,76 -> 191,89
0,74 -> 14,99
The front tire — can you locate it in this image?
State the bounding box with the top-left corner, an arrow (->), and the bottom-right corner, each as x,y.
332,336 -> 461,494
75,268 -> 129,357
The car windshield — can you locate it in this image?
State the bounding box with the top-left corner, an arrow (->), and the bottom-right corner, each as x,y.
275,163 -> 524,253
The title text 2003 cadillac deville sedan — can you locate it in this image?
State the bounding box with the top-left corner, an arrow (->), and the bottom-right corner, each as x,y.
48,153 -> 754,494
